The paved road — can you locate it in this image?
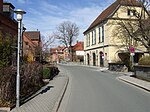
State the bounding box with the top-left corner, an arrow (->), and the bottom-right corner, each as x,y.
59,65 -> 150,112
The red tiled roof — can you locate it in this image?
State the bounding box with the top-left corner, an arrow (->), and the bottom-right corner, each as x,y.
84,0 -> 142,34
73,42 -> 84,51
23,33 -> 36,47
24,31 -> 41,40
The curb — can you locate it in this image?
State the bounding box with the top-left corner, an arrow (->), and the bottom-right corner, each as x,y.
118,76 -> 150,92
52,75 -> 69,112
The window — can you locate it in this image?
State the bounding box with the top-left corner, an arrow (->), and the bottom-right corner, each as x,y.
86,33 -> 90,47
92,30 -> 96,45
94,30 -> 96,44
86,35 -> 88,47
25,42 -> 28,45
65,49 -> 68,52
88,34 -> 90,46
92,31 -> 93,45
102,25 -> 104,42
98,27 -> 101,43
127,9 -> 136,16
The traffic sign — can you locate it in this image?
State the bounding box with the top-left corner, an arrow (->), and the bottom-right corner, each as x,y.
130,47 -> 135,53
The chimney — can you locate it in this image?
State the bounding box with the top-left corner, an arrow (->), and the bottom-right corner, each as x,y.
0,0 -> 3,13
3,2 -> 15,19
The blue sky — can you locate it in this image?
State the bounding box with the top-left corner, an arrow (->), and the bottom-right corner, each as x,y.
6,0 -> 115,41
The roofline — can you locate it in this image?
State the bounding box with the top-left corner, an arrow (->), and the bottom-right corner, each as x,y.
83,19 -> 107,34
83,0 -> 144,35
3,2 -> 15,9
83,1 -> 120,34
25,31 -> 40,33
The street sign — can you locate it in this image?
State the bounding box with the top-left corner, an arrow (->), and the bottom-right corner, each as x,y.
130,47 -> 135,53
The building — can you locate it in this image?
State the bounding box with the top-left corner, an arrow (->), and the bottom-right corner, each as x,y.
84,0 -> 148,67
0,0 -> 18,65
24,31 -> 42,47
72,41 -> 84,62
50,46 -> 65,63
63,47 -> 70,62
0,1 -> 17,36
24,31 -> 42,62
22,33 -> 36,62
50,42 -> 84,63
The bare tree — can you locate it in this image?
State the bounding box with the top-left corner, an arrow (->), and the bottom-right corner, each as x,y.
41,35 -> 56,62
42,35 -> 55,50
53,21 -> 79,61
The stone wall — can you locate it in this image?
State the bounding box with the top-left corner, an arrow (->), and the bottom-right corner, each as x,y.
134,65 -> 150,81
109,63 -> 127,72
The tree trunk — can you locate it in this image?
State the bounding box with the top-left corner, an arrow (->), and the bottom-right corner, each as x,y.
148,46 -> 150,55
69,46 -> 72,61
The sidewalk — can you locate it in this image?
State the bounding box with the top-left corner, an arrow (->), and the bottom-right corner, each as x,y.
10,74 -> 69,112
118,76 -> 150,91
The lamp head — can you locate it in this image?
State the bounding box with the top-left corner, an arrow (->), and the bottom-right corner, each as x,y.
15,9 -> 26,21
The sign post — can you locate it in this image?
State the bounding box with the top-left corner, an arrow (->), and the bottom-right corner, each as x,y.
130,47 -> 135,68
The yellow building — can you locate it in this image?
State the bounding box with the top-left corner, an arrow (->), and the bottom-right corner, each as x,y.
84,0 -> 148,67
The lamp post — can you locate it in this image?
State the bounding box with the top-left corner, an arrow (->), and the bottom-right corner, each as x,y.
14,9 -> 26,107
130,47 -> 135,67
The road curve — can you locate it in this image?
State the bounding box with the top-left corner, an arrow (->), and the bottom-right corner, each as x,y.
58,65 -> 150,112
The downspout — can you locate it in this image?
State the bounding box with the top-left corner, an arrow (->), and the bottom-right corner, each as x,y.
102,21 -> 105,66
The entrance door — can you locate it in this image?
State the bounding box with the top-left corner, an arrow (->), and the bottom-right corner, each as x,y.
100,52 -> 104,67
87,54 -> 90,65
93,53 -> 96,66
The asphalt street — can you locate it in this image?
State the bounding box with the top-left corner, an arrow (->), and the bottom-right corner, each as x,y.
58,65 -> 150,112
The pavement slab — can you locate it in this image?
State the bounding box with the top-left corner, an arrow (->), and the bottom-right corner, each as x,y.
10,74 -> 69,112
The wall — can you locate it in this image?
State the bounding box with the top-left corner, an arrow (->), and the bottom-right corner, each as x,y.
23,34 -> 36,62
0,14 -> 17,36
134,65 -> 150,82
76,51 -> 84,56
113,5 -> 148,19
0,0 -> 3,13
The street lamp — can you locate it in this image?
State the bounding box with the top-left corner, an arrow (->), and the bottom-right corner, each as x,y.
14,9 -> 26,107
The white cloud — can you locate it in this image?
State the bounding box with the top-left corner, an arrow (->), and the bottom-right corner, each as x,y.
66,5 -> 103,41
23,0 -> 114,42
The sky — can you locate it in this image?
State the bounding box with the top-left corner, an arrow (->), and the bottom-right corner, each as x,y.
6,0 -> 115,42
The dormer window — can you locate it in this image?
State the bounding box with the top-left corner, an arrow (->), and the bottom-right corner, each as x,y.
127,9 -> 136,16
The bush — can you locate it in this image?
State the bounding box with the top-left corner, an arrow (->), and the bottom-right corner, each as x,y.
0,66 -> 16,107
0,63 -> 44,108
139,56 -> 150,66
20,63 -> 44,100
42,68 -> 51,79
50,67 -> 60,79
0,33 -> 11,68
43,66 -> 60,80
